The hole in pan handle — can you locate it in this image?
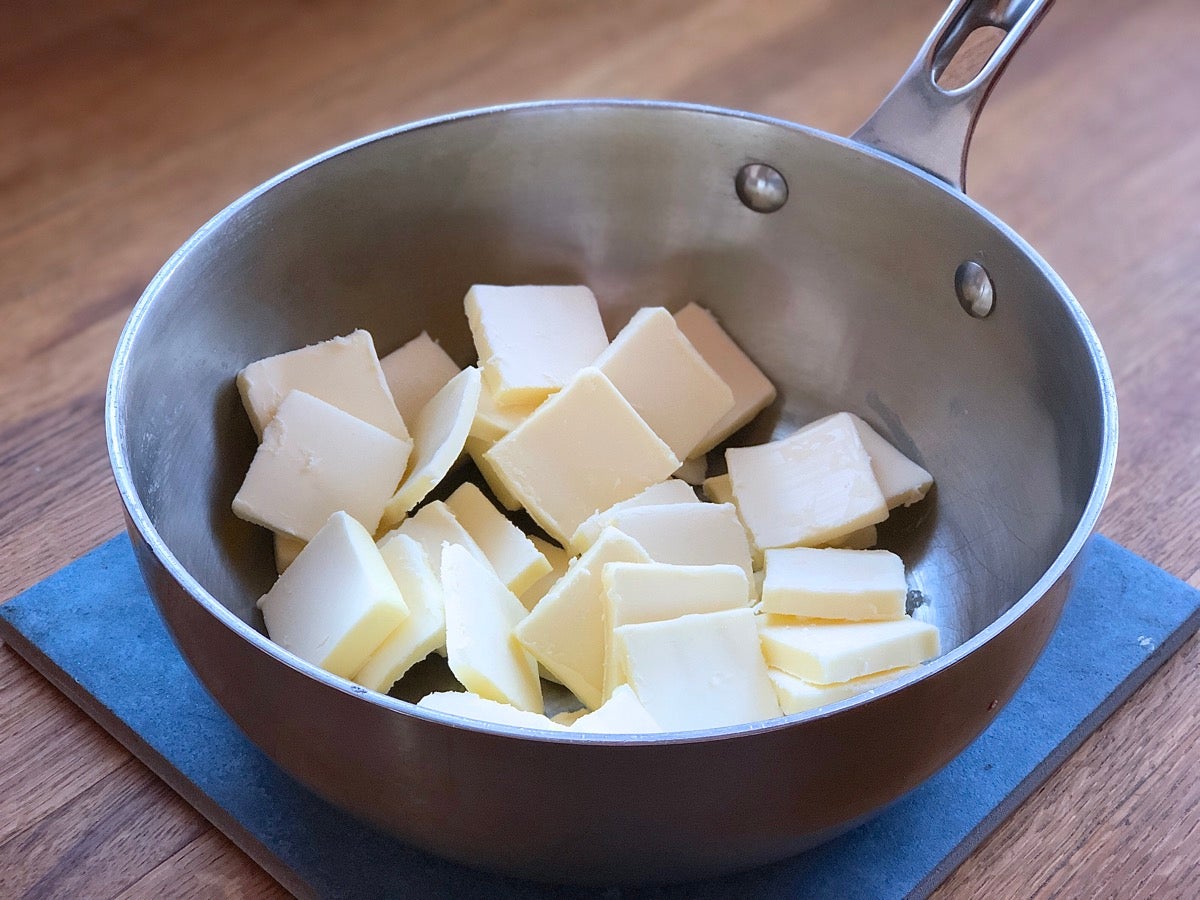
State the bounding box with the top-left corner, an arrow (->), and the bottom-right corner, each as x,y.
850,0 -> 1054,193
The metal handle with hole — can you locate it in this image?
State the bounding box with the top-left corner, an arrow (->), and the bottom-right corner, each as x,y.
851,0 -> 1053,192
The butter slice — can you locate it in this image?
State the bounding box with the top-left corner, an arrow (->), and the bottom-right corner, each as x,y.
726,412 -> 887,550
257,511 -> 409,679
445,482 -> 551,596
570,684 -> 660,734
615,608 -> 782,731
237,330 -> 408,440
518,536 -> 572,611
379,331 -> 461,428
441,544 -> 542,713
569,478 -> 700,554
379,500 -> 492,574
673,303 -> 777,455
484,368 -> 680,546
465,284 -> 609,405
594,307 -> 734,460
418,691 -> 566,731
514,527 -> 651,709
353,534 -> 446,692
583,502 -> 754,580
760,547 -> 907,621
601,562 -> 751,699
464,436 -> 522,511
274,533 -> 305,574
470,381 -> 541,444
759,616 -> 939,685
383,366 -> 482,525
769,666 -> 913,715
232,391 -> 412,540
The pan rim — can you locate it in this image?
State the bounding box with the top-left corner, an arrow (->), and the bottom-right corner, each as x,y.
105,97 -> 1118,747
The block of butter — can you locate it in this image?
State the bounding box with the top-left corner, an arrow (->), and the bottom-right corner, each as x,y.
378,331 -> 461,429
257,511 -> 409,679
237,330 -> 409,441
383,366 -> 482,525
232,390 -> 412,541
441,543 -> 543,713
273,532 -> 305,574
673,303 -> 777,455
569,478 -> 700,554
470,380 -> 542,444
759,616 -> 939,685
760,547 -> 907,621
514,527 -> 651,710
799,412 -> 933,509
378,499 -> 492,575
594,307 -> 734,460
518,536 -> 572,611
769,666 -> 913,715
418,691 -> 568,731
726,411 -> 887,550
445,482 -> 551,597
601,561 -> 751,700
569,684 -> 660,734
484,368 -> 680,546
615,608 -> 782,731
465,284 -> 609,405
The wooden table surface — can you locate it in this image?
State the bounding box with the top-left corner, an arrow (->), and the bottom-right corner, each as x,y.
2,0 -> 1197,896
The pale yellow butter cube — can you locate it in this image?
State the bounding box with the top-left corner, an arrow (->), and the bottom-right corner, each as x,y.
484,368 -> 680,546
237,329 -> 408,440
383,366 -> 482,525
273,532 -> 306,574
465,284 -> 609,405
759,616 -> 939,685
594,307 -> 734,460
257,511 -> 409,679
379,331 -> 461,428
673,303 -> 777,455
769,666 -> 914,715
570,684 -> 660,734
441,544 -> 543,713
615,608 -> 781,731
601,561 -> 751,699
353,534 -> 447,693
518,536 -> 573,611
232,390 -> 412,540
569,478 -> 699,554
418,691 -> 567,731
470,381 -> 542,444
760,547 -> 907,621
445,482 -> 551,596
726,412 -> 887,550
378,500 -> 492,574
514,527 -> 651,710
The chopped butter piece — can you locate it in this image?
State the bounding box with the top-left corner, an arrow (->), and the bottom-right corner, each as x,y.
465,284 -> 609,405
257,511 -> 409,678
379,500 -> 492,574
726,411 -> 887,550
383,366 -> 482,524
232,390 -> 412,540
418,691 -> 566,731
470,381 -> 542,443
769,666 -> 914,715
673,303 -> 777,455
274,532 -> 305,574
570,684 -> 660,734
615,608 -> 781,731
441,544 -> 542,713
594,307 -> 734,459
518,536 -> 573,611
759,616 -> 939,685
601,562 -> 751,699
353,535 -> 446,692
237,329 -> 408,440
379,331 -> 461,428
760,547 -> 907,621
702,473 -> 733,504
484,368 -> 680,546
569,478 -> 699,554
514,527 -> 651,710
445,482 -> 551,596
464,435 -> 522,511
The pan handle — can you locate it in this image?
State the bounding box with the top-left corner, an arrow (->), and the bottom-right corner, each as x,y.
850,0 -> 1053,192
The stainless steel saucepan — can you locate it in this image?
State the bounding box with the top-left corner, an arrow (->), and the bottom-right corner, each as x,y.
106,0 -> 1115,883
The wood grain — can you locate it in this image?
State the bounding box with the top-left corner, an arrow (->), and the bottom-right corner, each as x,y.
1,0 -> 1197,897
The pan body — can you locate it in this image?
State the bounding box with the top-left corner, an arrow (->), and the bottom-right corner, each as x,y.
107,101 -> 1115,882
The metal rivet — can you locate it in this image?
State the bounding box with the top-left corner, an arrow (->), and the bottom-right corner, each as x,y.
735,163 -> 788,213
955,260 -> 995,318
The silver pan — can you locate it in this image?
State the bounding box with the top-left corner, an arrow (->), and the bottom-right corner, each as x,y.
106,0 -> 1116,884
